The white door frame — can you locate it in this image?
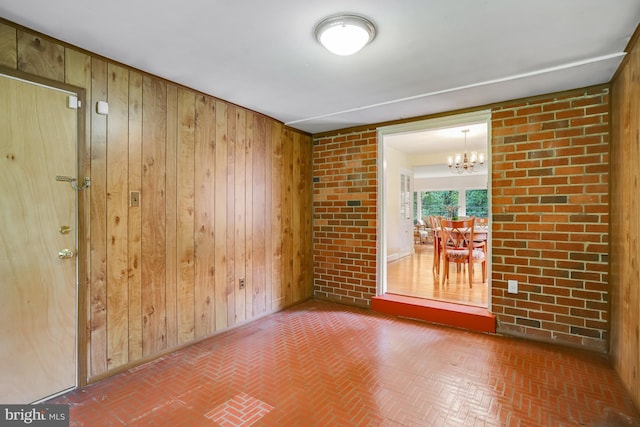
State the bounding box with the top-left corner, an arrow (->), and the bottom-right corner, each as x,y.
376,110 -> 493,305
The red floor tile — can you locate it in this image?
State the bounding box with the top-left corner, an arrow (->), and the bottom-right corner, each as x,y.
371,293 -> 496,333
50,300 -> 640,426
205,392 -> 273,426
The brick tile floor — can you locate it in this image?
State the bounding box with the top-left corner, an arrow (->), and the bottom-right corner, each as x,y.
50,300 -> 640,426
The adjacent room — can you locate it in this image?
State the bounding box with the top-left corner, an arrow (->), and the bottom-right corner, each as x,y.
1,1 -> 640,425
382,114 -> 490,308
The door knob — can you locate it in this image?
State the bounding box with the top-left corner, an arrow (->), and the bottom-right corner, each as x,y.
58,249 -> 74,259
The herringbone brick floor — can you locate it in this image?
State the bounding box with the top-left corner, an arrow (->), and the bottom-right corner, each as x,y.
51,300 -> 640,426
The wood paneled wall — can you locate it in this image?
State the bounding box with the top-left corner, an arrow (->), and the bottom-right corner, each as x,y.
0,19 -> 313,382
610,29 -> 640,410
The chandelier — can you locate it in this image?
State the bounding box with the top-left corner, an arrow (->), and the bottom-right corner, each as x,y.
448,129 -> 485,174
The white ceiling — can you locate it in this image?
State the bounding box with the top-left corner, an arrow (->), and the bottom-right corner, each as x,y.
385,122 -> 488,178
1,1 -> 638,135
385,122 -> 487,155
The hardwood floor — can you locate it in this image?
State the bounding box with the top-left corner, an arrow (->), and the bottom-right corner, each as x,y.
386,243 -> 488,307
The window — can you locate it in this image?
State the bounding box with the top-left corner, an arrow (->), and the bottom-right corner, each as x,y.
466,189 -> 488,217
414,189 -> 487,219
414,190 -> 459,219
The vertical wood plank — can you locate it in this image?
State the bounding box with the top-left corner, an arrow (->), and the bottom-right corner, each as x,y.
615,55 -> 632,393
234,108 -> 247,323
627,45 -> 640,403
609,67 -> 622,382
16,30 -> 64,82
252,115 -> 267,316
214,101 -> 228,330
89,58 -> 108,377
616,68 -> 631,390
301,135 -> 314,298
141,76 -> 167,356
165,85 -> 178,348
264,120 -> 273,312
194,95 -> 216,338
281,128 -> 294,306
127,71 -> 143,361
271,123 -> 284,310
292,132 -> 302,302
0,22 -> 17,69
245,113 -> 254,318
65,47 -> 91,385
226,105 -> 237,326
106,63 -> 129,369
176,88 -> 196,344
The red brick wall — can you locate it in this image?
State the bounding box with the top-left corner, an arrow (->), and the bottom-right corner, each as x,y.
491,88 -> 610,352
312,87 -> 610,352
313,131 -> 378,307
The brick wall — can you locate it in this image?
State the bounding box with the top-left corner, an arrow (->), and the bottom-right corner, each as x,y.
491,87 -> 610,352
312,86 -> 610,352
313,131 -> 378,307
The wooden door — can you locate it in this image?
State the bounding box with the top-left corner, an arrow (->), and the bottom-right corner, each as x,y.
0,74 -> 78,403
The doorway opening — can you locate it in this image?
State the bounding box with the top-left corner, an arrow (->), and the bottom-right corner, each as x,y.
376,110 -> 492,310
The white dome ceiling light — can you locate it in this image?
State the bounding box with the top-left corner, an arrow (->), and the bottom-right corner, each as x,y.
314,14 -> 376,56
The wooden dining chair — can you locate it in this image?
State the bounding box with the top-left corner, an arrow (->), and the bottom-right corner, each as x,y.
475,217 -> 488,226
473,217 -> 489,278
439,218 -> 487,286
428,216 -> 441,275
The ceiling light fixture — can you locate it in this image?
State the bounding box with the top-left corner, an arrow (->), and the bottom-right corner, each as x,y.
314,14 -> 376,56
448,129 -> 485,174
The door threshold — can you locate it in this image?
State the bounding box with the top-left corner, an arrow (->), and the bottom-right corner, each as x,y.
371,293 -> 496,333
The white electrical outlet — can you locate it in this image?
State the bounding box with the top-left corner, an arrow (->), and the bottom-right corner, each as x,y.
508,280 -> 518,294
